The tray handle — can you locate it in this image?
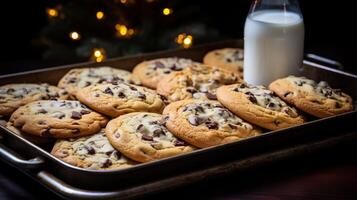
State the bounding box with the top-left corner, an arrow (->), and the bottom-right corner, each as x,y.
0,135 -> 44,170
38,171 -> 122,200
305,53 -> 344,70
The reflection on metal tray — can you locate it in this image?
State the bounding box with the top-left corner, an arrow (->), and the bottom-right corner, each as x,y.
0,40 -> 357,200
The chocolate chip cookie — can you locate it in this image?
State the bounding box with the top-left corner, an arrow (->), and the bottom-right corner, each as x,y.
269,76 -> 353,118
51,129 -> 136,170
217,83 -> 305,130
58,66 -> 141,97
0,83 -> 68,116
156,64 -> 242,102
163,100 -> 261,148
133,57 -> 199,89
9,100 -> 108,138
106,112 -> 195,162
76,83 -> 165,117
203,48 -> 244,77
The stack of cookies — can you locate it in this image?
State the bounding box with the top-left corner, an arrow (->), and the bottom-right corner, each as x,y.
0,49 -> 353,171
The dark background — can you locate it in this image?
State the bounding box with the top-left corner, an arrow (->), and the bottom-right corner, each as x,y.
0,0 -> 356,75
1,1 -> 357,199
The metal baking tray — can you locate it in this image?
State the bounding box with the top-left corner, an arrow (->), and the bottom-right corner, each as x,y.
0,40 -> 356,200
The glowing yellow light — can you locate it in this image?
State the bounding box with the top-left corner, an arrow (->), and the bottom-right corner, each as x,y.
96,11 -> 104,20
162,8 -> 172,16
120,0 -> 127,3
175,33 -> 193,48
91,48 -> 106,63
176,33 -> 185,44
115,24 -> 128,36
69,31 -> 80,40
128,28 -> 135,35
46,8 -> 58,17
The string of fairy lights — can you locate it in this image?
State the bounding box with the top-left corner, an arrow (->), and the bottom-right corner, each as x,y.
45,1 -> 193,63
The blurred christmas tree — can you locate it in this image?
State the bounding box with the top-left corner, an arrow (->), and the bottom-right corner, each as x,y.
35,0 -> 221,63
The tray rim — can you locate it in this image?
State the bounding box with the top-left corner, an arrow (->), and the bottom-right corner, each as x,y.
0,39 -> 356,182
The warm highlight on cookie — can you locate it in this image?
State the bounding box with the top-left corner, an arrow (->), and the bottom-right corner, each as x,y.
133,57 -> 199,89
217,83 -> 305,130
51,130 -> 136,170
58,66 -> 141,97
156,64 -> 242,102
163,100 -> 261,148
203,48 -> 244,77
106,112 -> 195,162
0,83 -> 68,116
269,76 -> 353,118
76,83 -> 165,117
9,100 -> 108,138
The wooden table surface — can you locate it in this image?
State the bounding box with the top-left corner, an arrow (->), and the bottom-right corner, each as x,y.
1,139 -> 357,200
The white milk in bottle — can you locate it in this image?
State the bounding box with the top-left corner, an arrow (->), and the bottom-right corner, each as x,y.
244,10 -> 304,86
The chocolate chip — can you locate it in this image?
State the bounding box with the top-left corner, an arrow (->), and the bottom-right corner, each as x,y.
239,83 -> 247,88
85,145 -> 96,155
37,120 -> 47,125
188,115 -> 202,126
274,120 -> 281,126
228,124 -> 237,129
136,124 -> 144,132
154,61 -> 165,68
114,151 -> 122,159
105,150 -> 114,156
37,109 -> 47,114
102,159 -> 112,168
95,94 -> 100,97
245,92 -> 257,104
129,86 -> 138,91
137,93 -> 146,99
6,88 -> 15,93
226,58 -> 232,63
186,88 -> 197,94
170,64 -> 181,71
153,129 -> 165,137
174,140 -> 186,146
194,105 -> 204,113
233,88 -> 240,92
84,81 -> 91,87
80,110 -> 91,115
97,78 -> 107,84
267,102 -> 275,108
68,77 -> 77,83
335,102 -> 342,108
115,133 -> 120,138
71,111 -> 82,120
205,121 -> 218,129
104,87 -> 113,95
163,70 -> 171,74
142,134 -> 154,141
284,92 -> 292,97
118,92 -> 126,98
205,92 -> 217,100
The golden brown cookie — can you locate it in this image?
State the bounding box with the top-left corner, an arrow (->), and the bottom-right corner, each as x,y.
203,48 -> 244,76
58,66 -> 140,97
163,100 -> 261,148
269,76 -> 353,118
9,100 -> 108,138
76,83 -> 165,117
0,83 -> 68,116
156,64 -> 242,102
133,57 -> 199,89
51,129 -> 137,170
106,112 -> 195,163
217,83 -> 305,130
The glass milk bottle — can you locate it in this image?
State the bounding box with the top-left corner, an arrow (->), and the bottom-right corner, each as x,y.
244,0 -> 304,86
